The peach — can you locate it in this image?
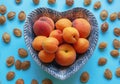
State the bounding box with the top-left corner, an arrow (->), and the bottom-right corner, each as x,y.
49,30 -> 63,44
42,37 -> 59,53
55,44 -> 76,66
32,36 -> 47,51
55,18 -> 72,31
33,20 -> 52,36
63,27 -> 79,44
38,50 -> 55,63
73,38 -> 90,54
73,18 -> 91,38
39,16 -> 54,29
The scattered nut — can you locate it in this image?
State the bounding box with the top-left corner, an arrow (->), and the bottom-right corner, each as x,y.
101,22 -> 109,32
48,0 -> 56,4
18,48 -> 28,58
66,0 -> 74,6
21,61 -> 30,70
15,60 -> 22,70
31,79 -> 38,84
2,32 -> 10,43
99,42 -> 107,49
13,28 -> 22,37
0,5 -> 7,14
118,12 -> 120,19
18,11 -> 26,21
100,10 -> 108,20
110,50 -> 119,57
113,39 -> 120,49
16,79 -> 24,84
0,16 -> 6,24
104,69 -> 112,80
94,1 -> 101,9
84,0 -> 91,6
98,57 -> 107,66
6,71 -> 15,80
6,56 -> 15,67
7,11 -> 16,20
80,72 -> 89,83
33,0 -> 40,4
116,67 -> 120,77
114,28 -> 120,36
15,0 -> 21,4
42,78 -> 53,84
110,12 -> 117,21
108,0 -> 113,3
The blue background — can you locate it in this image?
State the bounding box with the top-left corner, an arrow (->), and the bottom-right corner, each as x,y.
0,0 -> 120,84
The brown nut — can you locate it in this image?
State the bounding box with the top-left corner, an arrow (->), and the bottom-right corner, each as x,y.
118,12 -> 120,19
6,56 -> 15,67
16,79 -> 24,84
42,78 -> 53,84
101,22 -> 109,32
113,39 -> 120,49
0,5 -> 7,15
114,28 -> 120,36
18,48 -> 28,58
80,72 -> 89,83
33,0 -> 40,4
84,0 -> 91,6
66,0 -> 74,6
15,0 -> 21,4
21,61 -> 30,70
108,0 -> 113,3
15,60 -> 22,70
2,32 -> 10,43
99,42 -> 107,49
110,50 -> 119,57
13,28 -> 22,37
100,10 -> 108,20
48,0 -> 56,4
7,11 -> 16,20
18,11 -> 26,21
110,12 -> 117,21
98,57 -> 107,66
116,67 -> 120,77
6,71 -> 15,80
94,1 -> 101,9
104,69 -> 112,80
31,79 -> 38,84
0,16 -> 6,24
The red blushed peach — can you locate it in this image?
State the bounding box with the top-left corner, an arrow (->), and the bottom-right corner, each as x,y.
73,38 -> 90,54
39,16 -> 55,29
38,50 -> 55,63
63,27 -> 79,44
73,18 -> 91,38
49,30 -> 63,44
42,37 -> 59,53
33,20 -> 52,36
55,44 -> 76,66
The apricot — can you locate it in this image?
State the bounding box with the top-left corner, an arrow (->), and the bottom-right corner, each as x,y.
73,18 -> 91,38
73,38 -> 89,54
55,18 -> 72,31
32,36 -> 47,51
38,50 -> 55,63
42,37 -> 59,53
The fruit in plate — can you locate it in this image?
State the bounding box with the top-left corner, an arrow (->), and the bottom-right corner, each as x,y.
63,27 -> 79,44
55,18 -> 72,31
39,16 -> 54,29
55,44 -> 76,66
49,30 -> 63,44
73,38 -> 90,54
73,18 -> 91,38
32,36 -> 47,51
42,37 -> 59,53
38,50 -> 55,63
33,20 -> 53,36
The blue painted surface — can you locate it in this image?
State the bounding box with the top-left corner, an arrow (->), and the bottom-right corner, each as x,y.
0,0 -> 120,84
